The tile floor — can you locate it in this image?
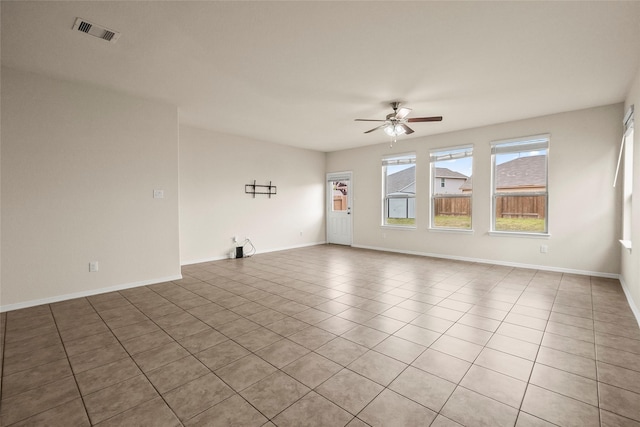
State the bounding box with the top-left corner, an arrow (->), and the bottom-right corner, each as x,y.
1,245 -> 640,426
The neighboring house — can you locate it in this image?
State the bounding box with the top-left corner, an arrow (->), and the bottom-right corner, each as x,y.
460,155 -> 546,193
386,166 -> 416,219
433,167 -> 469,194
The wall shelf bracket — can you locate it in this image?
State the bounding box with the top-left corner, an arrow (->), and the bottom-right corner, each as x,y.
245,180 -> 277,198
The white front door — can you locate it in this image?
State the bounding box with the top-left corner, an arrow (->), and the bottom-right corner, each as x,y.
327,172 -> 352,245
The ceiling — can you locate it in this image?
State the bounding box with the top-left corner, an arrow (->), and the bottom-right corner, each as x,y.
2,1 -> 640,152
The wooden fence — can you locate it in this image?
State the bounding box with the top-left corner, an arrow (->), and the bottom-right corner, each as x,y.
434,197 -> 471,216
495,194 -> 546,219
434,194 -> 546,219
333,195 -> 347,211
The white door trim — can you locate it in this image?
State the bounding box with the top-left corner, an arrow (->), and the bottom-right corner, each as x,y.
326,171 -> 353,246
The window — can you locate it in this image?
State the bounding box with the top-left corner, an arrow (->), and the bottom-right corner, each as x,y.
383,153 -> 416,226
491,135 -> 549,234
430,146 -> 473,230
616,105 -> 634,250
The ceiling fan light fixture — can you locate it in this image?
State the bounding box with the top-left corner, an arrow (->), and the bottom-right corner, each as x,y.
384,124 -> 405,136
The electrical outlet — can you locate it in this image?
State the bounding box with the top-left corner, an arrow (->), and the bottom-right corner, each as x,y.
540,245 -> 548,254
89,261 -> 99,272
232,236 -> 238,243
153,189 -> 164,199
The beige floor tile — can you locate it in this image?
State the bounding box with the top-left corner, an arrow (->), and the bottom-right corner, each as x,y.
536,345 -> 596,379
163,372 -> 234,421
341,325 -> 389,348
486,334 -> 539,361
393,324 -> 441,347
235,327 -> 283,352
389,366 -> 456,412
442,386 -> 519,427
599,409 -> 640,427
598,361 -> 640,394
460,364 -> 527,408
316,368 -> 383,415
515,411 -> 557,426
68,342 -> 129,374
348,350 -> 407,386
83,374 -> 158,424
431,335 -> 483,363
289,326 -> 337,350
599,382 -> 640,422
412,348 -> 471,383
273,391 -> 353,427
241,371 -> 310,419
316,316 -> 359,334
8,398 -> 90,427
146,355 -> 210,394
3,246 -> 639,427
283,352 -> 342,388
373,335 -> 426,364
178,327 -> 228,353
1,358 -> 72,398
255,338 -> 310,368
359,389 -> 437,427
215,354 -> 278,391
132,341 -> 189,373
0,376 -> 80,425
475,348 -> 533,382
445,323 -> 493,346
410,313 -> 454,333
530,363 -> 598,406
185,394 -> 267,427
94,397 -> 181,427
522,384 -> 599,427
75,357 -> 141,395
196,340 -> 250,370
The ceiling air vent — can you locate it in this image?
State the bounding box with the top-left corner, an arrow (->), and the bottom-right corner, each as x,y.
72,18 -> 121,43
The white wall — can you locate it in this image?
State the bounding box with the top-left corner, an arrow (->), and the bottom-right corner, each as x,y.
179,125 -> 326,264
327,104 -> 623,276
622,68 -> 640,317
1,68 -> 181,310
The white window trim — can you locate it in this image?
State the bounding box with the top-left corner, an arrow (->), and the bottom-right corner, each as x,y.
490,134 -> 550,235
382,152 -> 417,228
429,145 -> 474,233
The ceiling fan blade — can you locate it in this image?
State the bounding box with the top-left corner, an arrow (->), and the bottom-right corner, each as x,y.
355,119 -> 386,122
395,107 -> 412,120
399,124 -> 414,135
407,116 -> 443,122
364,124 -> 387,134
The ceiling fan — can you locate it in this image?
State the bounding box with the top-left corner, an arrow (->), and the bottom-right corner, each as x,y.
355,102 -> 442,140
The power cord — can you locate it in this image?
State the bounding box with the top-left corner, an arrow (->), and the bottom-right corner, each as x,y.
240,238 -> 256,257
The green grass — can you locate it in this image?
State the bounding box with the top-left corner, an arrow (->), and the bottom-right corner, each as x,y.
433,215 -> 471,229
386,216 -> 545,232
495,217 -> 546,232
386,218 -> 415,226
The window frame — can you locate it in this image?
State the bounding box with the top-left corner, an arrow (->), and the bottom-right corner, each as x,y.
382,153 -> 417,228
429,145 -> 474,232
490,134 -> 550,237
620,105 -> 634,252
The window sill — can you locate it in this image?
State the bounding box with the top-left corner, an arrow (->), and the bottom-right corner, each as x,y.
488,231 -> 551,239
381,225 -> 417,230
620,240 -> 633,254
429,227 -> 474,235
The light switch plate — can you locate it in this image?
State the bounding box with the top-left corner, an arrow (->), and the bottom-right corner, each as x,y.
153,189 -> 164,199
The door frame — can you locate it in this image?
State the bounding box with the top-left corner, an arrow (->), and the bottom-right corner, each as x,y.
326,171 -> 353,246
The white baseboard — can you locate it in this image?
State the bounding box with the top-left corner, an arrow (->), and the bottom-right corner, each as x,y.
0,274 -> 183,313
618,275 -> 640,327
352,244 -> 620,279
180,241 -> 327,266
